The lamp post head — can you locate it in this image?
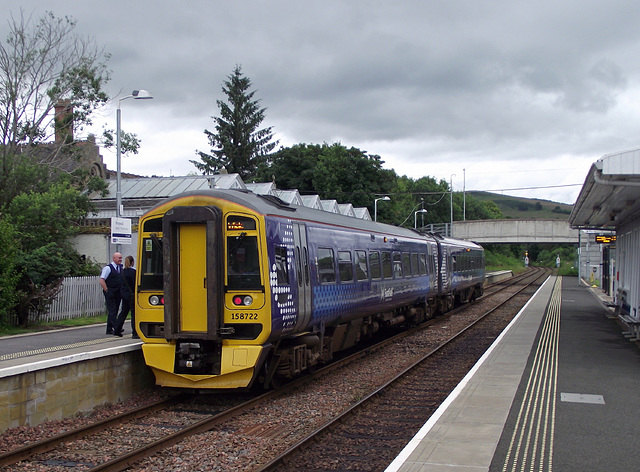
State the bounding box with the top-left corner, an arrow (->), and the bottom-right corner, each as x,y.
132,89 -> 153,100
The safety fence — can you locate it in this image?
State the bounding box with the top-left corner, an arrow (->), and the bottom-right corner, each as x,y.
35,276 -> 106,323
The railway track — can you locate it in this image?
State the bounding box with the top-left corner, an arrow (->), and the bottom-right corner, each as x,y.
258,268 -> 549,471
0,268 -> 549,471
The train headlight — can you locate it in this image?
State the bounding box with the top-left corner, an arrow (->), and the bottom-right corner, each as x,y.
149,295 -> 164,306
233,295 -> 253,306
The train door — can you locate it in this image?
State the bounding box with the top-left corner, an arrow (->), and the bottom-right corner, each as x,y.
163,206 -> 223,340
292,222 -> 312,332
178,224 -> 207,331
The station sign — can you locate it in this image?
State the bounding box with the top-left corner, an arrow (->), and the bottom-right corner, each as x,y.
111,217 -> 132,244
595,234 -> 616,244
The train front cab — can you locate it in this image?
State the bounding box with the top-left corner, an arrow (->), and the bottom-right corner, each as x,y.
136,200 -> 271,389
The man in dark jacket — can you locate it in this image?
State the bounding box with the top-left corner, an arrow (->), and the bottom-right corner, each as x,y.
114,255 -> 137,338
99,252 -> 123,335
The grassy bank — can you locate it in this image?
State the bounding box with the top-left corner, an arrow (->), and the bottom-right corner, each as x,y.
0,314 -> 107,337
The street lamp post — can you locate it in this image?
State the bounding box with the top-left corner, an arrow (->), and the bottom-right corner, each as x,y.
374,196 -> 390,222
414,209 -> 427,229
116,89 -> 153,220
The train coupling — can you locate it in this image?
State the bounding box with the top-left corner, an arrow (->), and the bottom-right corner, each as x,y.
175,341 -> 222,375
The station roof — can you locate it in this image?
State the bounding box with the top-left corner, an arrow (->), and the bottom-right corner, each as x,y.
569,148 -> 640,230
90,174 -> 375,221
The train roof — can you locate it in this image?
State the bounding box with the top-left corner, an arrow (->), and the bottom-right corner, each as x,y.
146,189 -> 427,240
146,188 -> 483,249
435,235 -> 484,250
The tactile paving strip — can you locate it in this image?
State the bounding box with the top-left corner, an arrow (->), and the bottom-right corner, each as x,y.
0,337 -> 123,362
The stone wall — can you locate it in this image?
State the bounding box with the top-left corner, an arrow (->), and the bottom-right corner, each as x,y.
0,349 -> 154,433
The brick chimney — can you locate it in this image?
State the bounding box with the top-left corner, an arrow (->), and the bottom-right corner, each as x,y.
54,100 -> 74,143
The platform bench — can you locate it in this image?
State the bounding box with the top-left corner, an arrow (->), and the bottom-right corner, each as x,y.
619,314 -> 640,342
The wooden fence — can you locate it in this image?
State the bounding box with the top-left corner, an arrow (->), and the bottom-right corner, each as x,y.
39,276 -> 106,322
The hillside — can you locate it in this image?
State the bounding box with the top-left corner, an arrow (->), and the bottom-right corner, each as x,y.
472,191 -> 573,220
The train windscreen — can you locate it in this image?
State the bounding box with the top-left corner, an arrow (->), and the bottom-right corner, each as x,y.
227,234 -> 261,289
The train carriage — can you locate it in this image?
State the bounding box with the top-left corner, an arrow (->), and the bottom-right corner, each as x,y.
135,189 -> 484,390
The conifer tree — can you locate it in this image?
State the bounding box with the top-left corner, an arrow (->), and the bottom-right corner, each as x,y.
192,65 -> 278,178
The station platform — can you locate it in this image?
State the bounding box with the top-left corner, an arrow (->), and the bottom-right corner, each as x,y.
386,276 -> 640,472
0,321 -> 147,432
0,321 -> 140,377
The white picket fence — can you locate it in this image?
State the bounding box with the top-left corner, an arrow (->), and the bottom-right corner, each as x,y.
40,275 -> 106,322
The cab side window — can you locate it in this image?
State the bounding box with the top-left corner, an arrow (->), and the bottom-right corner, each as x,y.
274,246 -> 289,284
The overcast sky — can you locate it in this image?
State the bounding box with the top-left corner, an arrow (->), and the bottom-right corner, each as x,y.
5,1 -> 640,204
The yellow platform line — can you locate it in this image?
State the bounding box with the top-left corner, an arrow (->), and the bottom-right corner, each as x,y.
502,276 -> 561,472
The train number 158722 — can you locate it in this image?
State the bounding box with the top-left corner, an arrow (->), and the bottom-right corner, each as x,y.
230,312 -> 258,320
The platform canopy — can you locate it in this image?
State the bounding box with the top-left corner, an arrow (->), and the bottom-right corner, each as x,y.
569,148 -> 640,230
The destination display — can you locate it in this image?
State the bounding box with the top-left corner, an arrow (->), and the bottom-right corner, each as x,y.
595,234 -> 616,243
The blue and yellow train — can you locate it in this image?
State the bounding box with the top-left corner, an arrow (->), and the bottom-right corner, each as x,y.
135,189 -> 484,389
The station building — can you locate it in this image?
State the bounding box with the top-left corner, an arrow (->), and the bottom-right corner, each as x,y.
569,148 -> 640,318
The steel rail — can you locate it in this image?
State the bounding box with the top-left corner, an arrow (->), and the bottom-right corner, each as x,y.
257,269 -> 549,471
0,393 -> 188,467
0,268 -> 545,470
88,271 -> 544,471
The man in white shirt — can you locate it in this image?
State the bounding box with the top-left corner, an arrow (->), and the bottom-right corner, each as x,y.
100,252 -> 124,335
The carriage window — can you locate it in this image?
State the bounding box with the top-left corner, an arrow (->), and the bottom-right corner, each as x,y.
140,237 -> 163,290
338,251 -> 353,283
393,253 -> 403,278
227,234 -> 262,289
355,250 -> 368,281
382,251 -> 392,279
403,253 -> 411,276
419,253 -> 427,275
369,251 -> 381,280
274,246 -> 289,285
318,248 -> 336,283
411,253 -> 419,276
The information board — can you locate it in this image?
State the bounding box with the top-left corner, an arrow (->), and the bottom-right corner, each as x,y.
111,217 -> 132,244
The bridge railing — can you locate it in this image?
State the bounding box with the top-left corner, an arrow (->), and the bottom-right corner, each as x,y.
417,223 -> 451,237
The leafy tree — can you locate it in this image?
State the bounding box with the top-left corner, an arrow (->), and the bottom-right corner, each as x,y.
0,11 -> 110,325
0,10 -> 110,159
311,144 -> 396,208
4,180 -> 98,326
256,142 -> 502,227
0,218 -> 20,324
255,142 -> 397,210
192,65 -> 278,178
255,143 -> 322,191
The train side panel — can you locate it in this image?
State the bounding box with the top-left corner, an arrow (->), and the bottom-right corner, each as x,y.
265,216 -> 440,338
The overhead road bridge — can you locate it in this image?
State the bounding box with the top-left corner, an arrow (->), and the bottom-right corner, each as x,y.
451,219 -> 579,244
